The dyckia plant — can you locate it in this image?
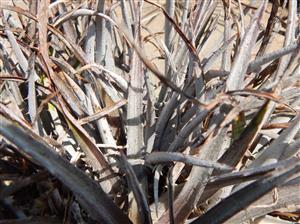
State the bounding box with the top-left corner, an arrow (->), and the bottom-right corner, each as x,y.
0,0 -> 299,223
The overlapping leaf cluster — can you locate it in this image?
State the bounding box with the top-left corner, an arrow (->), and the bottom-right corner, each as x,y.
0,0 -> 299,223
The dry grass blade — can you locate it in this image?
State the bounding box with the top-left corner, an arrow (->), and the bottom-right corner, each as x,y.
57,98 -> 114,180
127,50 -> 144,156
54,8 -> 117,28
280,139 -> 300,160
227,179 -> 300,223
226,1 -> 267,91
37,0 -> 48,62
206,157 -> 300,190
222,0 -> 233,72
191,160 -> 300,224
144,0 -> 201,65
57,2 -> 77,42
120,0 -> 132,30
249,113 -> 300,167
158,128 -> 228,223
120,153 -> 152,224
50,71 -> 88,117
166,166 -> 175,224
204,35 -> 236,72
167,109 -> 210,152
79,99 -> 127,125
3,26 -> 30,78
271,0 -> 298,83
145,152 -> 232,170
75,63 -> 128,91
256,0 -> 279,57
248,41 -> 300,73
27,53 -> 38,126
218,101 -> 274,168
152,93 -> 179,151
0,4 -> 36,21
